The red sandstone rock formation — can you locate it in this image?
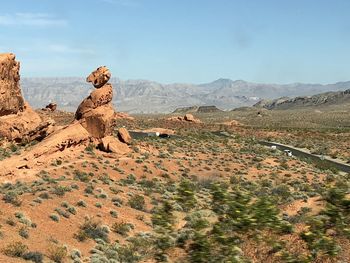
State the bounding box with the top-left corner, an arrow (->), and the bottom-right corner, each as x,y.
44,102 -> 57,112
0,53 -> 24,116
0,53 -> 55,142
0,65 -> 131,177
167,113 -> 202,124
117,127 -> 132,145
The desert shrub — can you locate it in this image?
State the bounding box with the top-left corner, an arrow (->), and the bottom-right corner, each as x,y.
49,214 -> 60,222
47,245 -> 67,263
301,183 -> 350,258
301,216 -> 340,258
2,241 -> 28,257
95,202 -> 102,208
2,191 -> 22,206
151,201 -> 175,230
110,210 -> 118,218
76,217 -> 109,242
184,211 -> 210,231
77,200 -> 87,207
54,208 -> 70,218
22,251 -> 44,263
19,226 -> 29,239
112,222 -> 133,237
52,185 -> 71,197
85,143 -> 95,153
121,174 -> 136,185
70,249 -> 81,260
67,206 -> 77,215
38,192 -> 50,199
128,194 -> 146,211
90,237 -> 152,263
176,179 -> 197,212
74,170 -> 91,182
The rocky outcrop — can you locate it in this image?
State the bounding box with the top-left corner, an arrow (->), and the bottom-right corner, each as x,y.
184,114 -> 196,122
44,102 -> 57,111
0,66 -> 131,177
167,114 -> 202,124
254,89 -> 350,110
173,105 -> 223,114
0,53 -> 24,116
0,53 -> 55,142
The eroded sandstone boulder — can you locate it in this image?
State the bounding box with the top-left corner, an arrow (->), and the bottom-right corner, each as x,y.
75,83 -> 113,120
117,127 -> 132,145
87,66 -> 111,88
100,135 -> 130,154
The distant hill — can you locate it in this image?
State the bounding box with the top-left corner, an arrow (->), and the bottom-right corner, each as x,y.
21,77 -> 350,113
173,105 -> 223,114
254,89 -> 350,110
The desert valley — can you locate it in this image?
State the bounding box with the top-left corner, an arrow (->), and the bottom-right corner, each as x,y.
0,50 -> 349,263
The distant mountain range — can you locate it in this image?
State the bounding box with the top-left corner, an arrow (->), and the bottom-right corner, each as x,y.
21,78 -> 350,113
173,105 -> 223,113
254,89 -> 350,110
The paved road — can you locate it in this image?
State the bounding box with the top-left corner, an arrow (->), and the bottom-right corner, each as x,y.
259,140 -> 350,173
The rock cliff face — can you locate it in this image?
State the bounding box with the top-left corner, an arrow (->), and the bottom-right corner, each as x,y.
0,53 -> 24,116
0,53 -> 55,142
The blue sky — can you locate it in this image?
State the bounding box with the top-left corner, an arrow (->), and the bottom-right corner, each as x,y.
0,0 -> 349,84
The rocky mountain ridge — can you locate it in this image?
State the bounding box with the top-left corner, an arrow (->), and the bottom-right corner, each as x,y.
254,89 -> 350,110
21,77 -> 350,113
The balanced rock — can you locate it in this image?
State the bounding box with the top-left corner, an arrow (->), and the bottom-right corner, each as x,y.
75,67 -> 115,139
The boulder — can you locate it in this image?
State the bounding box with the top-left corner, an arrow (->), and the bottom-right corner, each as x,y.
100,136 -> 130,154
184,114 -> 195,122
0,102 -> 55,142
117,127 -> 132,144
79,104 -> 116,138
45,102 -> 57,111
86,66 -> 111,88
75,84 -> 113,120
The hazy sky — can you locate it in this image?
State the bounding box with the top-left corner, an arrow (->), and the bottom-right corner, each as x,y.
0,0 -> 349,84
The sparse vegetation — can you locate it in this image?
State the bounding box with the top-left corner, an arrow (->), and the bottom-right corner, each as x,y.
0,111 -> 350,262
